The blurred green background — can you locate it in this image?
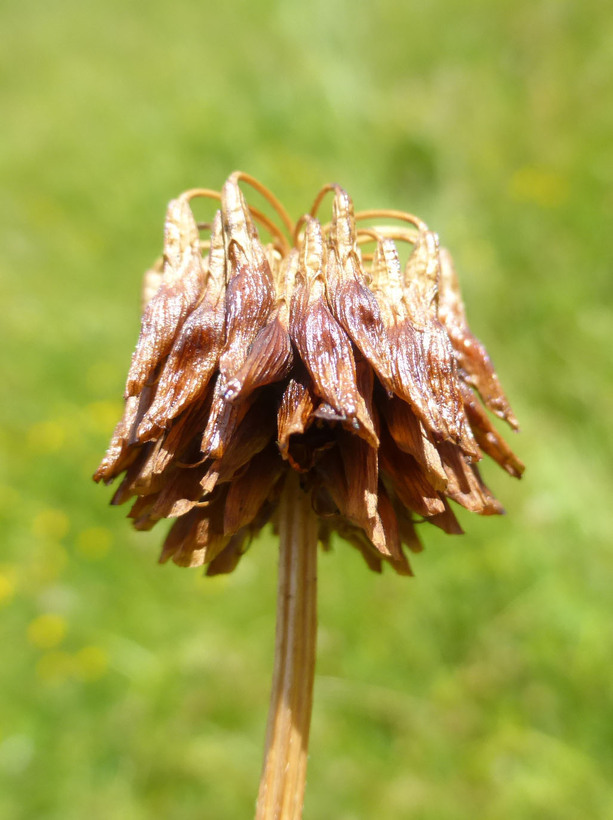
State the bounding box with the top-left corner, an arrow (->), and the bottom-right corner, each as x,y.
2,0 -> 612,817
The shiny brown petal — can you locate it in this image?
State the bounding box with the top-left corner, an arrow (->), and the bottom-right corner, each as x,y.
290,217 -> 378,448
220,177 -> 259,263
403,230 -> 440,324
461,383 -> 525,478
438,442 -> 504,515
376,487 -> 413,575
126,198 -> 205,397
379,393 -> 447,491
330,185 -> 359,262
400,231 -> 480,457
325,247 -> 393,390
136,211 -> 227,441
438,247 -> 519,430
427,498 -> 465,535
223,445 -> 285,535
200,377 -> 255,461
161,491 -> 230,568
136,300 -> 224,442
379,430 -> 445,517
218,191 -> 275,383
93,394 -> 142,483
205,528 -> 251,576
337,428 -> 386,555
202,391 -> 277,493
277,372 -> 316,464
223,314 -> 293,403
371,238 -> 449,438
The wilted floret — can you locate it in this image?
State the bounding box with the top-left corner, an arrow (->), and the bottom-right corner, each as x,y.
95,172 -> 523,575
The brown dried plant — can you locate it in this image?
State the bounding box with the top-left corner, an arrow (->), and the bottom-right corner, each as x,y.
95,171 -> 523,819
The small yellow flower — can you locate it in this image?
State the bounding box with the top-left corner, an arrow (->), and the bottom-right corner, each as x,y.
36,651 -> 74,683
27,614 -> 67,650
32,509 -> 70,541
0,571 -> 15,605
76,527 -> 112,560
74,646 -> 109,681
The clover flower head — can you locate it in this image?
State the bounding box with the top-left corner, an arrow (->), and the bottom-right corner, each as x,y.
95,172 -> 523,575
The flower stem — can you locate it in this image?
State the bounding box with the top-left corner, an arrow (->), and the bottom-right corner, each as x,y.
256,471 -> 319,820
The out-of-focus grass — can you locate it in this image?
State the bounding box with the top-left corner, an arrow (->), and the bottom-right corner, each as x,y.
1,0 -> 612,817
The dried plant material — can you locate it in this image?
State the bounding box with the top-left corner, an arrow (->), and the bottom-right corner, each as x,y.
126,198 -> 205,397
438,247 -> 519,430
461,383 -> 524,477
290,217 -> 378,448
223,445 -> 285,535
403,231 -> 480,459
277,372 -> 316,464
96,170 -> 522,580
379,393 -> 447,491
136,212 -> 226,441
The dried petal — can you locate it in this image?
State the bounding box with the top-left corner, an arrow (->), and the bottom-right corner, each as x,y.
376,487 -> 413,575
461,383 -> 524,477
206,528 -> 251,576
427,499 -> 464,535
202,391 -> 276,493
290,217 -> 378,448
379,430 -> 445,517
325,246 -> 393,389
402,232 -> 480,458
93,394 -> 142,483
277,372 -> 316,463
161,491 -> 230,568
379,394 -> 447,491
126,198 -> 205,396
438,442 -> 504,515
200,377 -> 255,461
223,314 -> 293,403
438,248 -> 519,430
223,445 -> 285,535
136,298 -> 224,441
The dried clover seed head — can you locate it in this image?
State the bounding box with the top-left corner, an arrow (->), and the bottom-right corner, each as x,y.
95,172 -> 523,575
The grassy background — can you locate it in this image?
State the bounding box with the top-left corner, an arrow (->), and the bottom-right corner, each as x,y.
2,0 -> 612,817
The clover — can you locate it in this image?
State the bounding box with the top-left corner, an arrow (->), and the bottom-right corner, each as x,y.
95,172 -> 522,819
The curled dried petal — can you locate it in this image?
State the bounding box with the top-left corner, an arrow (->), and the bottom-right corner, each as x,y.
223,445 -> 285,535
126,199 -> 205,396
277,371 -> 316,465
379,394 -> 447,491
219,239 -> 276,382
201,391 -> 276,493
136,297 -> 224,441
461,383 -> 524,477
200,377 -> 255,460
379,430 -> 445,517
439,248 -> 519,430
223,315 -> 293,403
438,442 -> 505,515
290,217 -> 378,448
325,247 -> 393,390
93,394 -> 143,483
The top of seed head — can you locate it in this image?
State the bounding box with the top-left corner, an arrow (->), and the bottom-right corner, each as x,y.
94,172 -> 523,576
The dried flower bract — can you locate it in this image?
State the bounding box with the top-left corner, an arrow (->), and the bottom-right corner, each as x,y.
95,172 -> 523,576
